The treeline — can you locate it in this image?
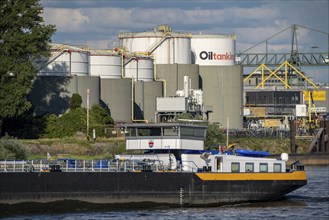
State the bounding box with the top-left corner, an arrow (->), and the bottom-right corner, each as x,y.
1,93 -> 114,139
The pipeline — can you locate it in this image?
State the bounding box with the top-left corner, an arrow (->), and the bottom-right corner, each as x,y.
120,51 -> 148,123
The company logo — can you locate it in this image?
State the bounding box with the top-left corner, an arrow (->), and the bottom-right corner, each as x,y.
148,140 -> 154,148
199,51 -> 234,61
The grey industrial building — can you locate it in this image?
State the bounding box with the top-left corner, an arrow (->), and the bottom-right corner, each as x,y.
30,25 -> 243,129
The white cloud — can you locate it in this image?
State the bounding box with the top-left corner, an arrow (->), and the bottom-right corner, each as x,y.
44,8 -> 89,32
42,1 -> 328,54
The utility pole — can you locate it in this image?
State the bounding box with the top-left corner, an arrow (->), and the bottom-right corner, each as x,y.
87,88 -> 90,140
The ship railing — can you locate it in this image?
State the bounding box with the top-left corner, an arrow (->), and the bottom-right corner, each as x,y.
0,159 -> 169,173
0,160 -> 50,172
0,160 -> 27,172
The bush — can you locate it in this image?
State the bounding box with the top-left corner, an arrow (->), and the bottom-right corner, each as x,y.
0,136 -> 28,160
70,93 -> 82,110
204,123 -> 225,150
42,105 -> 114,139
90,105 -> 113,125
43,108 -> 86,138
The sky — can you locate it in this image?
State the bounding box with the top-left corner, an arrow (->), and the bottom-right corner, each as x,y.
40,0 -> 329,83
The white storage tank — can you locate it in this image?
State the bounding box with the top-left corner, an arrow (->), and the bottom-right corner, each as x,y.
90,51 -> 122,78
191,34 -> 236,66
39,44 -> 89,76
124,57 -> 154,81
118,25 -> 192,64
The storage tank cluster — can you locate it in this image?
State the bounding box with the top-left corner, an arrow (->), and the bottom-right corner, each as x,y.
118,25 -> 192,64
118,25 -> 236,66
39,44 -> 155,81
39,43 -> 90,76
40,26 -> 237,78
34,25 -> 243,128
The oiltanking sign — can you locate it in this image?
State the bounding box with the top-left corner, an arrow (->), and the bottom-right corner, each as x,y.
199,51 -> 234,61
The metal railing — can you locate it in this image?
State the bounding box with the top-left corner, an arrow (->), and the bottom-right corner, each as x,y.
0,159 -> 167,173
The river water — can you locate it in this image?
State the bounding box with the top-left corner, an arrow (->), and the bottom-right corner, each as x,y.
1,165 -> 329,220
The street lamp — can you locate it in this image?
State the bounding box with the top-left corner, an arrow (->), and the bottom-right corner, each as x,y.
310,46 -> 318,81
310,46 -> 318,63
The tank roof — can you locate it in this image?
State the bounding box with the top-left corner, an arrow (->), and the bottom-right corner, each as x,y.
118,32 -> 192,38
192,34 -> 236,39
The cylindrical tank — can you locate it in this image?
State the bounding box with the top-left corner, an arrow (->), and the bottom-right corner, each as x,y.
191,34 -> 236,66
90,53 -> 122,78
119,25 -> 191,64
125,57 -> 154,81
183,75 -> 189,98
39,49 -> 90,76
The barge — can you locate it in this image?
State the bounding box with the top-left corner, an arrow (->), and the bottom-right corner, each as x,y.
0,123 -> 307,208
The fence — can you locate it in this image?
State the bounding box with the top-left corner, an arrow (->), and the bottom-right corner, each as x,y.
0,159 -> 165,173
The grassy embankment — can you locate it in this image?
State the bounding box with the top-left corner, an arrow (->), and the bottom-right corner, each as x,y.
21,137 -> 126,160
21,137 -> 311,160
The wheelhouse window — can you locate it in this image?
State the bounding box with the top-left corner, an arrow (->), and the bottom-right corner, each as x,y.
259,163 -> 268,172
180,127 -> 205,139
180,127 -> 193,136
245,163 -> 254,172
137,128 -> 161,137
125,128 -> 136,137
273,163 -> 282,172
231,162 -> 240,173
163,127 -> 178,136
194,128 -> 205,138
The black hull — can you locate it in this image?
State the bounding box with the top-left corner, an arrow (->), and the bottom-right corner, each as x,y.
0,172 -> 306,207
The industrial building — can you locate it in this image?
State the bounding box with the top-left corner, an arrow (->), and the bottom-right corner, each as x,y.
30,25 -> 244,129
243,68 -> 329,130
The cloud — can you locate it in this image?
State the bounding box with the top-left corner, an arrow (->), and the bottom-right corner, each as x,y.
41,1 -> 328,54
44,8 -> 89,32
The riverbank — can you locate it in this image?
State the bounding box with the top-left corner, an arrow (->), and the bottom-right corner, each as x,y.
19,137 -> 328,165
270,152 -> 329,166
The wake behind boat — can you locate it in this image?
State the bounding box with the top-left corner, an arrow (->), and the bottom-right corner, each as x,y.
0,123 -> 306,207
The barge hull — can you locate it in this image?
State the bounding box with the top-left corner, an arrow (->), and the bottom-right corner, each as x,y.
0,172 -> 306,206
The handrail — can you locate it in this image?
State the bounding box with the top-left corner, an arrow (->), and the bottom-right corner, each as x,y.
0,159 -> 174,173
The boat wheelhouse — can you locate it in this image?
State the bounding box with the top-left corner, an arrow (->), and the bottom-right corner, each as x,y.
122,123 -> 207,150
117,123 -> 302,175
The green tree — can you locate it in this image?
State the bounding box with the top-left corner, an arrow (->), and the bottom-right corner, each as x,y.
43,109 -> 86,138
42,105 -> 114,138
90,105 -> 114,138
70,93 -> 83,110
204,123 -> 224,150
0,0 -> 56,135
90,105 -> 113,125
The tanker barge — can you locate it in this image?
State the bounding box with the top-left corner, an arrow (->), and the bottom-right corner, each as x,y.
0,123 -> 307,209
